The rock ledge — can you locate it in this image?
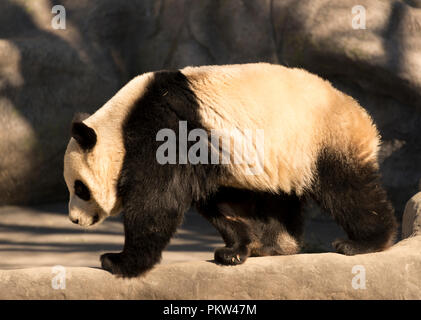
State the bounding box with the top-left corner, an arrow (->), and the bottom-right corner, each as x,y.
1,235 -> 420,299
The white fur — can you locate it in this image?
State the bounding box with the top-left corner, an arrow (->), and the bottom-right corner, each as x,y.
63,73 -> 154,226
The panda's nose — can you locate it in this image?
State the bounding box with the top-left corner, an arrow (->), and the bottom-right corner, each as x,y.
70,218 -> 79,224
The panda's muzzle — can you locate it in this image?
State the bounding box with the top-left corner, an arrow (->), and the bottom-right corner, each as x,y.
68,213 -> 100,227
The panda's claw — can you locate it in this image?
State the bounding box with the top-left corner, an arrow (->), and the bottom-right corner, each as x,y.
332,238 -> 375,256
214,247 -> 249,266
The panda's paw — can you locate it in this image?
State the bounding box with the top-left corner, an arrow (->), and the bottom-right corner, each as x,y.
100,252 -> 146,278
332,238 -> 367,256
214,247 -> 249,265
100,252 -> 125,275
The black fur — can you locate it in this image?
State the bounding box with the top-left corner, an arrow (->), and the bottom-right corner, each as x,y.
196,188 -> 303,265
71,113 -> 97,151
101,71 -> 226,277
310,148 -> 397,254
74,180 -> 90,201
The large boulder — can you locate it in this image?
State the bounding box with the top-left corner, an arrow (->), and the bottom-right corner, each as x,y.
0,0 -> 420,217
0,0 -> 121,204
402,192 -> 421,238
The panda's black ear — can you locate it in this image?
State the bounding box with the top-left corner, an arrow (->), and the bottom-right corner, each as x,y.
71,113 -> 97,151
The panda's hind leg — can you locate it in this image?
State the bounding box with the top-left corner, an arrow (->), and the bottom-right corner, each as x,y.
196,188 -> 303,265
247,191 -> 304,257
196,190 -> 253,265
312,149 -> 398,255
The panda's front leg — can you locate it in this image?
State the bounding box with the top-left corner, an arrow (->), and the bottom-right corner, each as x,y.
100,206 -> 183,278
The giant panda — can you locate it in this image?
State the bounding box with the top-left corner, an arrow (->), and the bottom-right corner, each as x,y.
63,63 -> 397,277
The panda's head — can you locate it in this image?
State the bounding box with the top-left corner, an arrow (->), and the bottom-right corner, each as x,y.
63,73 -> 154,228
63,112 -> 123,227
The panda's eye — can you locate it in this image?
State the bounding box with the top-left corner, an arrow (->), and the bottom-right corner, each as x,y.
74,180 -> 90,201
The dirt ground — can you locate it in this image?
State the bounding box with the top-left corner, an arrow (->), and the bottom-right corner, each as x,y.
0,203 -> 344,270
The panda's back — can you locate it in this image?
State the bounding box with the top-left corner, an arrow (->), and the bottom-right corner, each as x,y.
182,63 -> 379,194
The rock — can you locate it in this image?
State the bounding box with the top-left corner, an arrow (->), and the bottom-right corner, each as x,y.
402,192 -> 421,238
0,235 -> 420,299
405,0 -> 421,9
0,0 -> 121,205
0,0 -> 420,215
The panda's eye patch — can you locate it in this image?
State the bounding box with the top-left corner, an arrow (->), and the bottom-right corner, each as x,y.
74,180 -> 90,201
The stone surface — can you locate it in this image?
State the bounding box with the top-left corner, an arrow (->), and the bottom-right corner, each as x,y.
0,235 -> 420,299
402,192 -> 421,238
1,0 -> 420,218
